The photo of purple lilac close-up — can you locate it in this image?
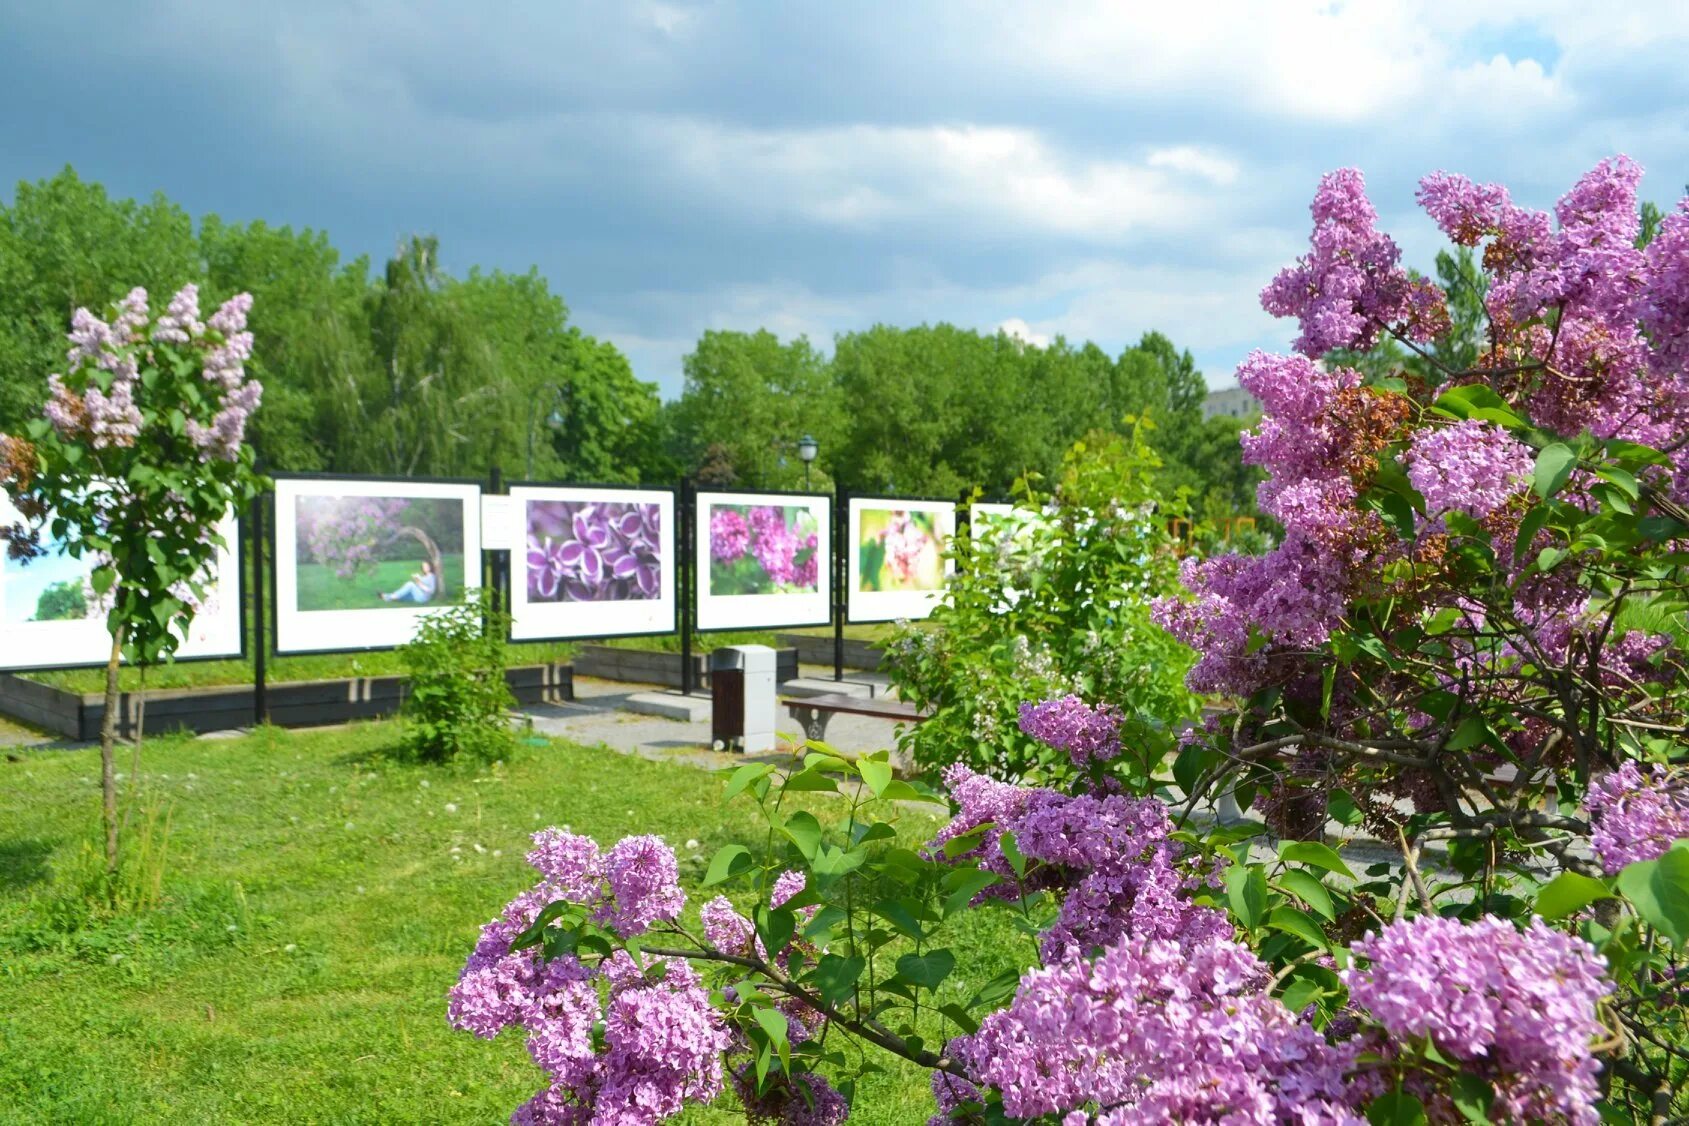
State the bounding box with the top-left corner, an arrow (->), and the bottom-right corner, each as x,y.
526,499 -> 661,603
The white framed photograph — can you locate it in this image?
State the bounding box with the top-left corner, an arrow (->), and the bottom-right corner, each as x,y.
0,489 -> 242,670
273,475 -> 482,654
509,484 -> 676,641
694,490 -> 831,631
846,497 -> 956,623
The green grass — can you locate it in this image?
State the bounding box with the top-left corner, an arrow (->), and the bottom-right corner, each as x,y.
0,723 -> 1021,1123
295,557 -> 468,613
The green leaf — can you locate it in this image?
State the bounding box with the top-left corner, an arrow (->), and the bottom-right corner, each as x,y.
1444,714 -> 1491,752
1278,841 -> 1357,881
811,845 -> 866,878
1616,846 -> 1689,947
1450,1074 -> 1495,1124
894,948 -> 955,990
999,830 -> 1027,878
783,768 -> 840,794
1535,872 -> 1614,921
942,869 -> 1000,916
724,762 -> 775,800
751,1004 -> 791,1070
782,811 -> 822,861
808,953 -> 864,1006
1536,546 -> 1567,572
754,906 -> 796,958
1276,869 -> 1336,921
1366,1091 -> 1428,1126
1224,865 -> 1268,931
703,844 -> 752,887
856,756 -> 893,797
873,898 -> 928,941
1267,905 -> 1328,950
938,1001 -> 980,1035
1512,503 -> 1550,560
1431,384 -> 1523,427
1533,443 -> 1577,499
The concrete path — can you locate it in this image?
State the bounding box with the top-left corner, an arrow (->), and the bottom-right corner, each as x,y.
521,664 -> 915,770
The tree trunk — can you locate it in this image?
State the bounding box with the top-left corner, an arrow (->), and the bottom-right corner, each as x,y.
100,624 -> 124,878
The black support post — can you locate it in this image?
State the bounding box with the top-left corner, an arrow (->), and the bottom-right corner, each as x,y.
679,477 -> 693,696
834,484 -> 846,682
250,490 -> 268,727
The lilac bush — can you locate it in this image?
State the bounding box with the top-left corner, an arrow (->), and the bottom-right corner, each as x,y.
0,282 -> 265,878
527,500 -> 661,602
454,157 -> 1689,1122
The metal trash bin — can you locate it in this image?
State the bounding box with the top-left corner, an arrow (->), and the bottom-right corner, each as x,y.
710,644 -> 777,753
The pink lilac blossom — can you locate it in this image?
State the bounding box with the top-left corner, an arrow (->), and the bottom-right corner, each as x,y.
1345,915 -> 1611,1125
749,505 -> 799,585
1584,761 -> 1689,873
452,831 -> 728,1124
599,834 -> 686,937
928,765 -> 1227,959
1260,168 -> 1446,357
941,933 -> 1362,1123
153,283 -> 204,344
710,508 -> 750,562
879,511 -> 930,582
1399,419 -> 1533,522
1017,694 -> 1124,766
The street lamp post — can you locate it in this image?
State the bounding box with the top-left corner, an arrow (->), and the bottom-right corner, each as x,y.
797,434 -> 818,489
526,386 -> 568,479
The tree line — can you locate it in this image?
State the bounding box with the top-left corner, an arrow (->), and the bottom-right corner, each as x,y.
0,168 -> 1256,516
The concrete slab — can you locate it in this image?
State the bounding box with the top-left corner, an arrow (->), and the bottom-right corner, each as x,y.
624,691 -> 712,722
781,677 -> 876,700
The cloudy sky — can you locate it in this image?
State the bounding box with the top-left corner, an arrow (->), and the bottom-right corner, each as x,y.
2,1 -> 1685,397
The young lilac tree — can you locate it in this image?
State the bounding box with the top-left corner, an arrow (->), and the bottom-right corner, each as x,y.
0,285 -> 263,878
450,158 -> 1689,1122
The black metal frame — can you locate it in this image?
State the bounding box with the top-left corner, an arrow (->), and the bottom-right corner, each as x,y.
266,471 -> 486,659
689,485 -> 835,635
500,479 -> 682,644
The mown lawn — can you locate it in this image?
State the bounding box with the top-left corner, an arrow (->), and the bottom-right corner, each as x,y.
295,558 -> 469,613
0,723 -> 1019,1123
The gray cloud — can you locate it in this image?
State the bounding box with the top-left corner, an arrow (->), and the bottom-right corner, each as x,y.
1,1 -> 1685,396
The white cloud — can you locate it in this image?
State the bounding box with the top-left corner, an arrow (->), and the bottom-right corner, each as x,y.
1146,146 -> 1240,186
997,317 -> 1051,348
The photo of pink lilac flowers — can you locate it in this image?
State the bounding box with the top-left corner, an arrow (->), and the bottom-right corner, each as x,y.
856,507 -> 944,591
526,499 -> 661,603
707,503 -> 820,596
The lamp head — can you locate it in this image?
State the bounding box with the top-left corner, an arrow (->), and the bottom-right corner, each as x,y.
797,434 -> 818,463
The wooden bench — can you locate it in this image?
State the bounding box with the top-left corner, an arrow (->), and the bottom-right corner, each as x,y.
780,692 -> 930,742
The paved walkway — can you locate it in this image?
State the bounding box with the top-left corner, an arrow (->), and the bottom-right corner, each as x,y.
521,665 -> 914,771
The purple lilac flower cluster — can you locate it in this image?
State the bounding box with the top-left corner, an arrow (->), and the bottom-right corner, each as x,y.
527,501 -> 661,603
1017,694 -> 1124,766
1584,761 -> 1689,873
710,504 -> 819,591
449,829 -> 726,1124
44,284 -> 261,462
934,933 -> 1362,1124
1154,158 -> 1689,696
1345,915 -> 1612,1124
929,763 -> 1228,960
733,1069 -> 849,1126
1260,168 -> 1448,357
1399,419 -> 1533,524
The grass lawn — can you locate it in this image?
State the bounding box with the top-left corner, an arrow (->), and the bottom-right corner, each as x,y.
0,723 -> 1021,1123
295,557 -> 469,613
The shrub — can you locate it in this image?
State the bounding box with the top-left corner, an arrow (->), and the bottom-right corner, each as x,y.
398,589 -> 516,764
883,423 -> 1198,786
